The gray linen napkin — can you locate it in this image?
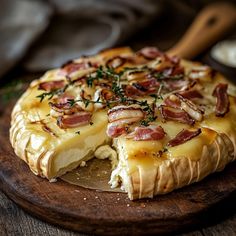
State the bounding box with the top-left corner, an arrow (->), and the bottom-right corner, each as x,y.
0,0 -> 162,77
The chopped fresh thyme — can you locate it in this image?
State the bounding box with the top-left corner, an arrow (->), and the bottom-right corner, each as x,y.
154,72 -> 184,81
86,75 -> 95,87
37,84 -> 69,102
75,131 -> 80,135
163,146 -> 168,152
36,64 -> 171,126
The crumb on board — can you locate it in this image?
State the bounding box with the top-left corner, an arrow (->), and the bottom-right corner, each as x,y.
49,178 -> 57,183
140,203 -> 146,208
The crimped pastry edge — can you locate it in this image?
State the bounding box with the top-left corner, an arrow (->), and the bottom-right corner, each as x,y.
127,131 -> 235,200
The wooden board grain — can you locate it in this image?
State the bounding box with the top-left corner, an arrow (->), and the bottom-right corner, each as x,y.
0,101 -> 236,236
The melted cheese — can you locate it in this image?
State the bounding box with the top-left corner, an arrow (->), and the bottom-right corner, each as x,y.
167,128 -> 217,161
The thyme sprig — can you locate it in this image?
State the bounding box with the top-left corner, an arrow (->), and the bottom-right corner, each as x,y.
154,71 -> 184,81
36,84 -> 69,102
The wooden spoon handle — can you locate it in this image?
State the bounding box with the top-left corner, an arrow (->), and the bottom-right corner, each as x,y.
167,2 -> 236,59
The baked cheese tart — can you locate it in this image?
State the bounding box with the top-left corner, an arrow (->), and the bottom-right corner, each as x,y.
10,47 -> 236,200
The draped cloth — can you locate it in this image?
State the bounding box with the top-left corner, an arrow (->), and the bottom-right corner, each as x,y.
0,0 -> 162,76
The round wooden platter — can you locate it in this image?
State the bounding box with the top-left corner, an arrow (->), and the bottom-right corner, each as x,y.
1,102 -> 236,236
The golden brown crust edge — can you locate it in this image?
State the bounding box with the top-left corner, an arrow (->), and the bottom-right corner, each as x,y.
128,131 -> 236,200
9,109 -> 54,178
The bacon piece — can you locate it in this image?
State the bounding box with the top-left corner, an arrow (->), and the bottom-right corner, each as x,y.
126,70 -> 148,82
49,102 -> 82,115
61,62 -> 90,75
50,102 -> 71,113
57,94 -> 75,104
212,83 -> 229,117
164,95 -> 181,108
159,105 -> 195,125
125,85 -> 140,97
169,56 -> 180,65
163,79 -> 191,91
57,112 -> 91,129
162,66 -> 184,77
127,125 -> 165,141
138,47 -> 163,60
175,93 -> 204,121
38,80 -> 65,91
188,66 -> 212,79
125,78 -> 159,97
108,105 -> 144,123
101,89 -> 114,100
132,78 -> 158,92
106,122 -> 127,138
106,56 -> 126,69
168,128 -> 201,147
71,76 -> 87,85
179,89 -> 203,100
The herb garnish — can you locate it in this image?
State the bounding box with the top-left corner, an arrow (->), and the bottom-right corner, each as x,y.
37,65 -> 164,126
37,84 -> 70,102
154,72 -> 184,81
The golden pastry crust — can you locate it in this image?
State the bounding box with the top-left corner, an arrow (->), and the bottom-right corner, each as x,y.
124,128 -> 236,200
10,46 -> 236,200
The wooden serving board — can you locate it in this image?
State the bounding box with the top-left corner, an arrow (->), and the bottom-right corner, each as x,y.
1,101 -> 236,236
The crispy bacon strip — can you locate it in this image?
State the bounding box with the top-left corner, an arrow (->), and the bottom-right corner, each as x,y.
175,93 -> 204,121
162,66 -> 184,77
189,66 -> 212,79
164,95 -> 181,108
179,89 -> 203,100
138,47 -> 163,59
212,83 -> 229,117
126,70 -> 148,82
38,80 -> 65,91
106,122 -> 127,138
159,105 -> 195,125
50,102 -> 82,115
168,128 -> 201,147
101,89 -> 114,100
108,105 -> 144,123
57,112 -> 91,129
127,125 -> 165,141
61,61 -> 91,75
163,79 -> 190,91
106,56 -> 126,68
125,78 -> 159,97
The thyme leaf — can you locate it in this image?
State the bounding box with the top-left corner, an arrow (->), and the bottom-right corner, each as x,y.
37,84 -> 69,102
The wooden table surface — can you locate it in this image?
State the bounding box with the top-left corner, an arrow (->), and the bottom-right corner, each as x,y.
1,190 -> 236,236
1,2 -> 236,235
